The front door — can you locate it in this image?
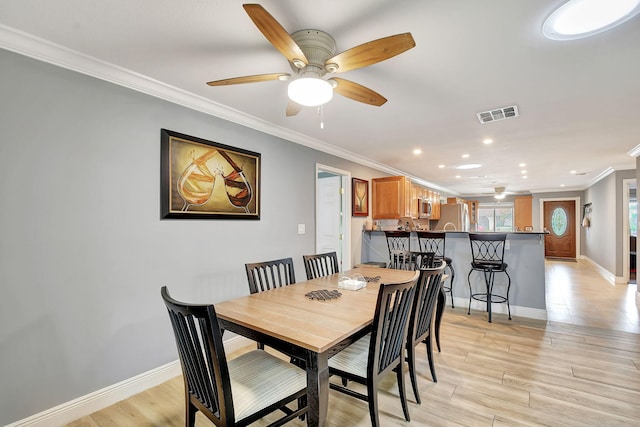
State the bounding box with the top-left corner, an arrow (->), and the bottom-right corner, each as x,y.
543,200 -> 576,258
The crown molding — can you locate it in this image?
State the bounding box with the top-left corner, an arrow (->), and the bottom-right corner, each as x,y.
0,24 -> 454,195
628,144 -> 640,158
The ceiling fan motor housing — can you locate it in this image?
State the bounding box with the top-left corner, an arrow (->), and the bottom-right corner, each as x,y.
290,29 -> 337,76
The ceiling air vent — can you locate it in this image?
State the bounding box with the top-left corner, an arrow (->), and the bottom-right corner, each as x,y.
476,105 -> 519,124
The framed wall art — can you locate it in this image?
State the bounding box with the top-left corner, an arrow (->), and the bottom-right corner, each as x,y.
352,178 -> 369,217
161,129 -> 260,219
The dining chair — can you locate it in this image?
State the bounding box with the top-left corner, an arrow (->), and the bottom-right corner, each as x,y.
406,262 -> 446,403
160,286 -> 307,427
389,250 -> 436,271
416,230 -> 456,308
302,251 -> 339,280
245,257 -> 299,357
328,273 -> 419,427
467,233 -> 511,323
245,257 -> 296,294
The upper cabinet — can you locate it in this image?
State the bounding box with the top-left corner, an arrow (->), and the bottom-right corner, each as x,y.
514,195 -> 533,230
372,176 -> 412,219
372,176 -> 440,220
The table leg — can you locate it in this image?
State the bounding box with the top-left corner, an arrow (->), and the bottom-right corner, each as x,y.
305,350 -> 329,427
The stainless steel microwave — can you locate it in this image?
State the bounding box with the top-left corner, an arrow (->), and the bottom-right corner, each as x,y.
418,198 -> 432,219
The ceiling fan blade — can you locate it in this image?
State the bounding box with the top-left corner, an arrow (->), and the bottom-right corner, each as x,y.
206,73 -> 290,86
325,33 -> 415,74
243,4 -> 308,67
286,99 -> 302,116
329,77 -> 387,106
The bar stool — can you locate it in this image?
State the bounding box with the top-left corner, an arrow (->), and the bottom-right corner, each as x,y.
384,230 -> 411,268
416,231 -> 456,308
467,233 -> 511,323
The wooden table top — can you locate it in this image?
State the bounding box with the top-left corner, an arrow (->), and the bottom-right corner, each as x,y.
216,267 -> 419,354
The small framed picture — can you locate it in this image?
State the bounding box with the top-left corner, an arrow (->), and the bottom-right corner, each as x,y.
352,178 -> 369,217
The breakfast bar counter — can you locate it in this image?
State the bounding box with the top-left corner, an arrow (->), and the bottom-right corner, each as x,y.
361,230 -> 548,320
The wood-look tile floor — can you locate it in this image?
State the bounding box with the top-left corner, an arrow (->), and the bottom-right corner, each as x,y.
66,259 -> 640,426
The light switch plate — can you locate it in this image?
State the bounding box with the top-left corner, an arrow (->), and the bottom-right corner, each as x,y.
298,224 -> 305,234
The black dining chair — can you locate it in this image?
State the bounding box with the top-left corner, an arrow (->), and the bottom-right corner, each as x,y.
245,257 -> 299,356
302,251 -> 339,280
245,257 -> 296,295
160,286 -> 307,427
467,233 -> 511,323
416,231 -> 456,308
406,262 -> 446,403
389,250 -> 436,271
327,273 -> 419,427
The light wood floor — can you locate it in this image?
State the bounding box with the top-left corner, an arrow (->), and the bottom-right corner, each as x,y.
66,259 -> 640,426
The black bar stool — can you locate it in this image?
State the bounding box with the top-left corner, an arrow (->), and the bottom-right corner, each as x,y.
467,233 -> 511,323
384,230 -> 411,268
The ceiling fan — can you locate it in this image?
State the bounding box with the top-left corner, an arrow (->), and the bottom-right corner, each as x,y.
206,4 -> 416,116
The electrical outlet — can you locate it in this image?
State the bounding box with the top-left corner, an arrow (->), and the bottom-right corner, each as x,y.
297,224 -> 305,234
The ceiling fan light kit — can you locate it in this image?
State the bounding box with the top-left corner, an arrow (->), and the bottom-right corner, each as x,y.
206,4 -> 415,116
288,76 -> 333,106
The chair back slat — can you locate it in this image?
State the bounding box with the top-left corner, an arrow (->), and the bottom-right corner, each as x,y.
368,275 -> 418,376
245,258 -> 296,294
409,263 -> 446,345
161,287 -> 233,425
303,251 -> 339,280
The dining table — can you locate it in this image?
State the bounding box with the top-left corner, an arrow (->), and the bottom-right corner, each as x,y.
215,266 -> 420,427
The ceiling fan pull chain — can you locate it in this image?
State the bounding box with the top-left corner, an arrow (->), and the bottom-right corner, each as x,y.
318,105 -> 325,129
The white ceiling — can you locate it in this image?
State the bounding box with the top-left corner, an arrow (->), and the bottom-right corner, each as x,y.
1,0 -> 639,197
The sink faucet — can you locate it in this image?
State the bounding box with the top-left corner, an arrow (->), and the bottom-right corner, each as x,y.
443,222 -> 457,231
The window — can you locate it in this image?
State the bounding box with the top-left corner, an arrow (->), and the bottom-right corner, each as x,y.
477,204 -> 514,232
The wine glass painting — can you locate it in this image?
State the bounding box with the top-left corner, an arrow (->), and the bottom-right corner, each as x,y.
161,129 -> 260,219
352,178 -> 369,217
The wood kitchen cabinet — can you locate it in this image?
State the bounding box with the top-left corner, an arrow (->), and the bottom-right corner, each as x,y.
514,195 -> 533,230
372,176 -> 412,219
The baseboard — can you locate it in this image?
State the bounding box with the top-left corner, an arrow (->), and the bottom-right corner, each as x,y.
452,297 -> 547,320
6,335 -> 253,427
580,255 -> 617,284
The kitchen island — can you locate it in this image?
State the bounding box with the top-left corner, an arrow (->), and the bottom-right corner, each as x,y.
362,230 -> 547,320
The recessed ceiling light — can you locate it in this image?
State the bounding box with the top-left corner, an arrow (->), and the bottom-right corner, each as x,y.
570,170 -> 577,174
543,0 -> 640,40
455,175 -> 461,179
519,163 -> 526,167
522,176 -> 528,179
560,184 -> 566,187
438,164 -> 445,168
483,138 -> 493,145
521,170 -> 527,174
413,148 -> 422,155
455,163 -> 482,170
462,154 -> 470,158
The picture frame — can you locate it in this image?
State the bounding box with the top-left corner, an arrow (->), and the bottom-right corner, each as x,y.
161,129 -> 260,219
352,178 -> 369,217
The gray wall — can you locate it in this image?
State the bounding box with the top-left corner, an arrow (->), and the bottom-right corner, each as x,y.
0,49 -> 386,425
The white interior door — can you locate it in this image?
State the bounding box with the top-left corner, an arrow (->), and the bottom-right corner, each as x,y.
316,164 -> 351,271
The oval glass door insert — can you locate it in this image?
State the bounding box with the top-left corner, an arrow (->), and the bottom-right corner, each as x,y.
551,207 -> 568,236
